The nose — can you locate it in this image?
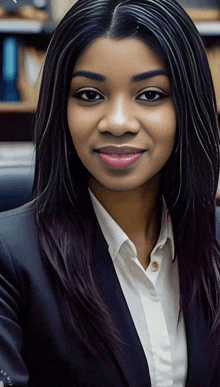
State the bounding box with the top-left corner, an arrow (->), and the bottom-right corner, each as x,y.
97,97 -> 141,136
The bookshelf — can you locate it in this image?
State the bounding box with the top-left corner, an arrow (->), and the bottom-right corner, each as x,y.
0,9 -> 220,141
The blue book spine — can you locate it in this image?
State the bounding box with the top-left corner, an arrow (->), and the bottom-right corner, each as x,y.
2,37 -> 19,102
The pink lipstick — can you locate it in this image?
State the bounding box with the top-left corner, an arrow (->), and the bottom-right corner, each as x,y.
95,146 -> 145,169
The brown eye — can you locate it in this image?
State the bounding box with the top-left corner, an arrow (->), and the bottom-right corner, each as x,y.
137,90 -> 167,102
74,89 -> 104,101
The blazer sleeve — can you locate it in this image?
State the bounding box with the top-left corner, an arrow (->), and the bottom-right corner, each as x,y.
0,234 -> 29,387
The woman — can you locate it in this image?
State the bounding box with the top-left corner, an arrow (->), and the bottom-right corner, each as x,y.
0,0 -> 220,386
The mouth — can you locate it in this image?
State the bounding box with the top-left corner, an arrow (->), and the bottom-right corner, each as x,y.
95,146 -> 145,155
95,146 -> 146,169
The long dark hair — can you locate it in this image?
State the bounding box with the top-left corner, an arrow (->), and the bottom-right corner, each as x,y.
32,0 -> 220,356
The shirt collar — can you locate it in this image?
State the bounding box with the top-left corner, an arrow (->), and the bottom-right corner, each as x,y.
89,188 -> 175,262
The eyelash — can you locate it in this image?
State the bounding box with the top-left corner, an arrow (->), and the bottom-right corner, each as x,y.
74,89 -> 167,103
74,90 -> 104,101
137,90 -> 168,102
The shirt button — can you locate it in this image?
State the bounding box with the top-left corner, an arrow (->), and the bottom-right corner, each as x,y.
150,261 -> 160,272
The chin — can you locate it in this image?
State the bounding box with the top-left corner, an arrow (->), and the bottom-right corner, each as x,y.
94,174 -> 161,192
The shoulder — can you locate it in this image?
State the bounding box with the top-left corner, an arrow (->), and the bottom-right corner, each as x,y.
0,199 -> 35,221
0,201 -> 41,275
0,200 -> 37,238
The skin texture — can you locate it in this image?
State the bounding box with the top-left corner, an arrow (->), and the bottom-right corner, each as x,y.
67,37 -> 176,268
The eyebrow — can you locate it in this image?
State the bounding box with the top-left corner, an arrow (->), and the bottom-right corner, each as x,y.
72,71 -> 106,81
71,69 -> 168,82
132,70 -> 168,82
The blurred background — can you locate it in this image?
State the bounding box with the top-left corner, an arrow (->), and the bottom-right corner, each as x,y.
0,0 -> 220,211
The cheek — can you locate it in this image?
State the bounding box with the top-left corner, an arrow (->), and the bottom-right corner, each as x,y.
67,103 -> 99,144
146,105 -> 176,145
67,107 -> 88,146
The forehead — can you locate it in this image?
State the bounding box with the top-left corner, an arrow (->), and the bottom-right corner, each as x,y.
73,37 -> 166,76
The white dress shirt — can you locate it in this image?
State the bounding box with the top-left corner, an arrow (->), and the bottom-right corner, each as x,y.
89,189 -> 187,387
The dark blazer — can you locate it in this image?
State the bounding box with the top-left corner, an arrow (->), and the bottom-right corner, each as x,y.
0,202 -> 220,387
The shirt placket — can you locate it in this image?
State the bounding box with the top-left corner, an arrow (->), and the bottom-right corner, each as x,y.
133,254 -> 174,387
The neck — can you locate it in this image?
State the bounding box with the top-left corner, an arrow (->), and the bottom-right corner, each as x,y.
89,175 -> 163,268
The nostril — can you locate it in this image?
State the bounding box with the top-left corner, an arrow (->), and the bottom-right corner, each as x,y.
97,117 -> 141,135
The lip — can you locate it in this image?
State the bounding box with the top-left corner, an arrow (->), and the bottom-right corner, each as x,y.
96,150 -> 145,169
95,146 -> 145,155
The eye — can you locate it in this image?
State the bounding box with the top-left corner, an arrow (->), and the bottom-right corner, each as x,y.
136,89 -> 167,102
74,89 -> 104,102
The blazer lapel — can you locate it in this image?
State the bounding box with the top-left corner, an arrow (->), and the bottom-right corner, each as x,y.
92,221 -> 151,387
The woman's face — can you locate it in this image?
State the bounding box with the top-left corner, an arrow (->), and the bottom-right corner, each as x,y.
67,37 -> 176,191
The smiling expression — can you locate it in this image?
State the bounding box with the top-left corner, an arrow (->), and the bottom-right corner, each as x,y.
67,37 -> 176,191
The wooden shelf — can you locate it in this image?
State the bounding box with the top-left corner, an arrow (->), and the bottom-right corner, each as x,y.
196,22 -> 220,36
0,19 -> 54,34
0,102 -> 36,113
